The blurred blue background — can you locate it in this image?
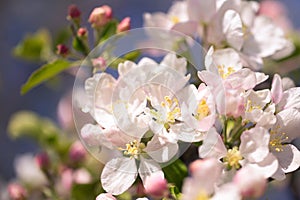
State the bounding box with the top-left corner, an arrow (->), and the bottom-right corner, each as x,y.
0,0 -> 300,199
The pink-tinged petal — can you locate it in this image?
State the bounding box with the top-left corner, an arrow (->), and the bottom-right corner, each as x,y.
138,157 -> 164,186
246,153 -> 279,179
118,61 -> 138,77
96,193 -> 116,200
226,68 -> 256,90
212,48 -> 243,72
276,108 -> 300,142
282,77 -> 295,91
211,183 -> 241,200
204,46 -> 217,73
273,144 -> 300,173
101,157 -> 137,195
271,74 -> 283,104
197,71 -> 221,87
145,135 -> 179,163
199,128 -> 227,159
81,124 -> 112,148
277,87 -> 300,111
255,72 -> 269,86
143,13 -> 172,29
160,53 -> 187,75
239,52 -> 263,70
240,1 -> 259,27
240,127 -> 270,163
189,158 -> 222,183
171,21 -> 198,37
187,0 -> 217,23
222,10 -> 243,50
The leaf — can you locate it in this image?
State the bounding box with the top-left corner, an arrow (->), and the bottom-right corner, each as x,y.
71,183 -> 98,200
13,29 -> 52,62
162,159 -> 188,191
73,36 -> 88,55
98,20 -> 118,43
21,59 -> 71,95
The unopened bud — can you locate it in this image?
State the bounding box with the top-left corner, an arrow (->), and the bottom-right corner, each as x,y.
144,173 -> 168,198
56,44 -> 69,57
77,27 -> 88,37
89,5 -> 112,28
69,141 -> 86,162
35,152 -> 50,170
7,183 -> 27,200
68,4 -> 81,19
92,56 -> 106,71
117,17 -> 131,33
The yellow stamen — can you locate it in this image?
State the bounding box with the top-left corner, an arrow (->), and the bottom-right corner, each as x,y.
194,99 -> 210,120
196,190 -> 210,200
269,126 -> 289,152
246,99 -> 262,112
171,16 -> 180,24
217,65 -> 235,79
119,140 -> 145,159
223,146 -> 243,169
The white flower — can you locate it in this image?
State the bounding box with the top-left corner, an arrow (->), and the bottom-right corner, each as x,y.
199,127 -> 279,179
14,154 -> 48,188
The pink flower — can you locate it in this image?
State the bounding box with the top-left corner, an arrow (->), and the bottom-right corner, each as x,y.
77,27 -> 88,37
68,4 -> 81,19
89,5 -> 112,28
92,56 -> 107,71
7,183 -> 27,200
69,141 -> 86,163
144,173 -> 168,198
117,17 -> 131,33
35,152 -> 50,170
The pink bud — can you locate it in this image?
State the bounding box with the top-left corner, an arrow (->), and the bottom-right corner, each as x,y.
73,168 -> 92,184
189,158 -> 222,182
77,27 -> 88,37
56,44 -> 69,57
69,141 -> 86,162
92,56 -> 106,71
68,4 -> 81,19
144,173 -> 168,198
233,167 -> 267,198
117,17 -> 131,33
7,183 -> 27,200
88,5 -> 112,28
35,152 -> 50,169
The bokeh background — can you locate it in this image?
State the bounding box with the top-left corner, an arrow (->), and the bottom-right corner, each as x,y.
0,0 -> 300,199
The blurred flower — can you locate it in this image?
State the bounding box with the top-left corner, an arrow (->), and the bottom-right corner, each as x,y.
57,92 -> 73,130
69,141 -> 86,163
67,4 -> 81,19
117,17 -> 131,33
73,168 -> 92,184
7,183 -> 27,200
91,56 -> 106,71
89,5 -> 112,28
56,44 -> 69,57
96,193 -> 116,200
77,27 -> 88,37
144,173 -> 168,198
35,152 -> 50,170
14,154 -> 48,189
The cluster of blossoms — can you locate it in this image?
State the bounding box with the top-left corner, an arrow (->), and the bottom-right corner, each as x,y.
78,0 -> 300,199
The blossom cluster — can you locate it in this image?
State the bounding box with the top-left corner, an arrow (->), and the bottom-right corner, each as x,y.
78,0 -> 300,199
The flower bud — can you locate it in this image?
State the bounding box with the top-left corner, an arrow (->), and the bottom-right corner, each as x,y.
73,168 -> 92,184
35,152 -> 50,170
7,183 -> 27,200
189,158 -> 222,181
92,56 -> 106,71
56,44 -> 69,57
69,141 -> 86,162
117,17 -> 131,33
233,166 -> 266,198
68,4 -> 81,19
77,27 -> 88,37
88,5 -> 112,28
144,173 -> 168,198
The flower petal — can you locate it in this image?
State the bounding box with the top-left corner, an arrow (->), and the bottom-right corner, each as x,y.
138,157 -> 164,185
101,157 -> 137,195
273,144 -> 300,173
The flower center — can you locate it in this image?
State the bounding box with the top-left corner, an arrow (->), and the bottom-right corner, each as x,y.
246,99 -> 262,112
217,65 -> 235,79
161,96 -> 181,124
196,190 -> 210,200
171,16 -> 180,24
223,146 -> 243,169
269,127 -> 289,152
194,99 -> 210,120
119,140 -> 145,159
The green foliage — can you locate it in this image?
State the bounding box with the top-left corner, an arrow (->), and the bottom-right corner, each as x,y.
98,20 -> 118,43
162,159 -> 188,191
13,29 -> 53,62
21,59 -> 71,94
71,183 -> 100,200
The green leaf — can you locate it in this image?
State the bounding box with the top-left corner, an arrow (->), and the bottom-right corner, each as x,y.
73,36 -> 88,55
21,59 -> 71,95
163,159 -> 188,191
13,29 -> 52,62
71,183 -> 98,200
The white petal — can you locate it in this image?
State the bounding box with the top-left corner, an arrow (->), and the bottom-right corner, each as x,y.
276,108 -> 300,141
246,153 -> 279,179
187,0 -> 217,23
273,144 -> 300,173
172,21 -> 198,37
138,157 -> 164,185
160,53 -> 187,75
240,126 -> 270,163
199,128 -> 227,159
277,87 -> 300,111
223,10 -> 243,50
271,74 -> 283,104
101,157 -> 137,195
118,60 -> 138,77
